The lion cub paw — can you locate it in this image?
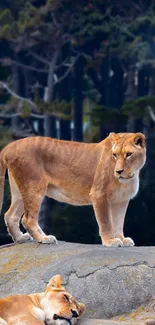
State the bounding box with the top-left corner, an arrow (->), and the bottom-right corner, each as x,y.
123,237 -> 135,247
103,238 -> 123,247
17,233 -> 32,243
39,235 -> 58,244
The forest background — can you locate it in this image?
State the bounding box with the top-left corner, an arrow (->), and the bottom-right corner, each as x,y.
0,0 -> 154,246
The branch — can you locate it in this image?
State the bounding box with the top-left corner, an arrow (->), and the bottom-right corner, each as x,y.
136,60 -> 155,70
31,113 -> 44,119
0,82 -> 37,109
121,25 -> 135,39
51,13 -> 61,28
72,48 -> 90,63
28,51 -> 50,65
55,65 -> 72,84
0,58 -> 48,73
147,105 -> 155,122
55,55 -> 80,84
0,104 -> 12,114
132,2 -> 142,13
0,104 -> 9,108
0,111 -> 44,119
54,57 -> 71,71
62,34 -> 72,45
0,112 -> 20,118
72,48 -> 87,58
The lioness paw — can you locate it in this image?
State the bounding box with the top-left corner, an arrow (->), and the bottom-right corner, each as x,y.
123,237 -> 135,247
103,238 -> 123,247
17,233 -> 32,243
39,235 -> 58,244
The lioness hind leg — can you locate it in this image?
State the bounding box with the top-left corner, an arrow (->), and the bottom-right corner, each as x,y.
4,171 -> 31,243
21,183 -> 57,244
4,200 -> 31,243
111,201 -> 135,247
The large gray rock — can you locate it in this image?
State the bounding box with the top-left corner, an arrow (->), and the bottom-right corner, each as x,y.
0,241 -> 155,321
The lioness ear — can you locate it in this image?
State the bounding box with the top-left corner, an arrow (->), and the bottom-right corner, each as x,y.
133,133 -> 146,148
78,303 -> 86,317
46,275 -> 65,291
109,132 -> 116,144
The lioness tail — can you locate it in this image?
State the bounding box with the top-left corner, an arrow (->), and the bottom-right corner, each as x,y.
0,152 -> 6,215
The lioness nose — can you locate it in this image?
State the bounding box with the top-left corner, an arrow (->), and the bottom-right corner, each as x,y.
71,309 -> 78,318
116,169 -> 124,175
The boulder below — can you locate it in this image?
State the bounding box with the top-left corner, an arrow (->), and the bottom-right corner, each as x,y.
0,241 -> 154,324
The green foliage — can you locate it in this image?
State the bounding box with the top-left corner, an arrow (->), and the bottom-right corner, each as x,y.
18,4 -> 40,33
83,75 -> 101,102
37,99 -> 72,117
3,96 -> 72,118
123,96 -> 155,118
0,125 -> 13,149
0,9 -> 13,25
90,104 -> 127,128
94,4 -> 155,63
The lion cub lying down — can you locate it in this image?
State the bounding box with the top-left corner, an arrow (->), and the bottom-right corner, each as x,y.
0,275 -> 85,325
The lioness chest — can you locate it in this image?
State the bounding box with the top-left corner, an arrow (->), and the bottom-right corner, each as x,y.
109,177 -> 140,204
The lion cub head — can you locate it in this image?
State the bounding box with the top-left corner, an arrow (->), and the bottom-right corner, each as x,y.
41,275 -> 85,325
109,132 -> 146,182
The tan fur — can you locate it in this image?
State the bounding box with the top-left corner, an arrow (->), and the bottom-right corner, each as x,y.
0,275 -> 85,325
0,132 -> 146,246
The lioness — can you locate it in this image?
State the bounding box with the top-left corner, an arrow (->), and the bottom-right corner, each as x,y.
0,274 -> 85,325
0,132 -> 146,247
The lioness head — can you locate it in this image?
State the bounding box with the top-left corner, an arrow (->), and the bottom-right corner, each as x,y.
109,132 -> 146,182
41,275 -> 85,325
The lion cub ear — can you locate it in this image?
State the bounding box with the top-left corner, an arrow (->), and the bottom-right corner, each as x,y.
133,133 -> 146,148
46,275 -> 65,291
78,303 -> 86,317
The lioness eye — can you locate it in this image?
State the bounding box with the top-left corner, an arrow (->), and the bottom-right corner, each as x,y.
113,153 -> 117,159
64,295 -> 70,302
126,152 -> 132,158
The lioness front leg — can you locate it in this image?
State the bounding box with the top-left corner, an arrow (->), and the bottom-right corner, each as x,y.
111,201 -> 135,247
92,196 -> 123,247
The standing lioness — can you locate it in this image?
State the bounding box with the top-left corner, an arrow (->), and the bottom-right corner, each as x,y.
0,132 -> 146,247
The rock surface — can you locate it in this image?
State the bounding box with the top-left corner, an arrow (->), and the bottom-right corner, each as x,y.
0,241 -> 155,324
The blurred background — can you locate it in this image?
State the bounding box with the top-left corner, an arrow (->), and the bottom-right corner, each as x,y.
0,0 -> 154,246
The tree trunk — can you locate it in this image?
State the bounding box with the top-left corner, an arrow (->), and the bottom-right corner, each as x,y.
58,42 -> 72,141
73,57 -> 84,142
100,56 -> 112,140
44,49 -> 59,102
59,119 -> 71,140
125,62 -> 137,132
44,114 -> 57,138
12,63 -> 20,94
11,115 -> 21,139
